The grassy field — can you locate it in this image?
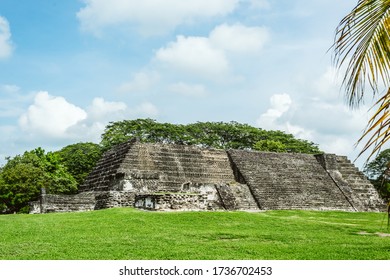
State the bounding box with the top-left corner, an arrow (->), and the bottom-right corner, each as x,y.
0,208 -> 389,260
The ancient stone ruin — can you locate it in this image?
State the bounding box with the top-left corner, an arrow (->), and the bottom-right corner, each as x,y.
29,138 -> 385,213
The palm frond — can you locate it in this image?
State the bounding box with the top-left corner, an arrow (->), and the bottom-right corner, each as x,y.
356,87 -> 390,161
333,0 -> 390,107
333,0 -> 390,161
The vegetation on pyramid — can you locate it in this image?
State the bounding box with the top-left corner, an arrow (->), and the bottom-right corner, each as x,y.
101,118 -> 321,153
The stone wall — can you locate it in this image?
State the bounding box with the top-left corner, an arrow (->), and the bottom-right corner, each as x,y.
94,191 -> 135,210
30,190 -> 136,213
29,192 -> 96,214
135,193 -> 209,211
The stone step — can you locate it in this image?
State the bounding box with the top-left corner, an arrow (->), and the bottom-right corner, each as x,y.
228,150 -> 355,211
329,154 -> 385,211
122,162 -> 234,172
122,158 -> 231,167
129,169 -> 234,178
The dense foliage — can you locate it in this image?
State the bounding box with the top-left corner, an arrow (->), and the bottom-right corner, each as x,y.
101,119 -> 321,154
0,148 -> 77,213
364,149 -> 390,201
54,143 -> 103,187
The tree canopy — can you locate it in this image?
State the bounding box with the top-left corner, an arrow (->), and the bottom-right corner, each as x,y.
101,119 -> 321,154
0,148 -> 77,213
364,149 -> 390,201
54,142 -> 103,187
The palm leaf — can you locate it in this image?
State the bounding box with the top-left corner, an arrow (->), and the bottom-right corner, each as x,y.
356,87 -> 390,161
333,0 -> 390,161
333,0 -> 390,107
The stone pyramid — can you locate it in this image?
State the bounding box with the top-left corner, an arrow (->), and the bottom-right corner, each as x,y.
30,139 -> 385,213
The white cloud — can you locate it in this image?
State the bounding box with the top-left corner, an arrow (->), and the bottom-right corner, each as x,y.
312,66 -> 342,101
210,23 -> 269,52
77,0 -> 239,35
18,92 -> 159,143
119,71 -> 160,94
169,82 -> 207,97
156,35 -> 229,78
0,85 -> 32,118
248,0 -> 270,9
134,102 -> 159,117
293,102 -> 369,136
0,84 -> 20,94
66,98 -> 158,142
155,23 -> 268,79
19,92 -> 87,138
256,90 -> 371,160
256,93 -> 292,129
66,97 -> 128,142
86,97 -> 127,122
256,92 -> 315,142
0,16 -> 12,59
320,138 -> 356,156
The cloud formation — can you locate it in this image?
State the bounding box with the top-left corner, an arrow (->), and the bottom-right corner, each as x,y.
257,89 -> 370,156
210,23 -> 269,52
0,16 -> 12,59
156,35 -> 229,78
77,0 -> 239,35
0,84 -> 20,94
19,92 -> 87,138
257,93 -> 292,129
119,71 -> 160,94
248,0 -> 270,9
169,82 -> 208,97
18,92 -> 158,143
155,23 -> 269,79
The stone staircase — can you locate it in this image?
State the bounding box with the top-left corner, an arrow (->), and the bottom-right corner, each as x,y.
216,184 -> 259,211
315,154 -> 385,212
334,155 -> 384,211
121,142 -> 237,192
79,139 -> 137,192
228,150 -> 355,211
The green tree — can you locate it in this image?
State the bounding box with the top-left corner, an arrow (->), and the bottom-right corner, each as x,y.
101,119 -> 188,149
364,149 -> 390,200
0,160 -> 44,213
333,0 -> 390,160
185,121 -> 263,149
101,119 -> 321,154
253,139 -> 287,152
55,142 -> 103,186
0,148 -> 77,213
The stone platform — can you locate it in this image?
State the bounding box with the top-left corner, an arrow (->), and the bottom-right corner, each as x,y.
29,139 -> 385,213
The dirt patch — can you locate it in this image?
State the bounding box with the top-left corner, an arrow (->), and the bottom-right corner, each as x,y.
357,231 -> 390,237
357,231 -> 371,235
375,232 -> 390,237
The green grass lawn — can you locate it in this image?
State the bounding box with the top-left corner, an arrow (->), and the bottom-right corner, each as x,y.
0,208 -> 389,260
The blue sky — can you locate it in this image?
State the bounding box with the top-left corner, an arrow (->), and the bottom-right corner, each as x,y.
0,0 -> 375,168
